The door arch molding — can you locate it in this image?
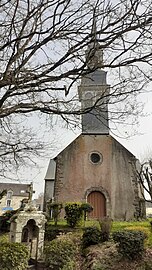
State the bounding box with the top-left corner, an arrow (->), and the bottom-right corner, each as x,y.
84,186 -> 111,218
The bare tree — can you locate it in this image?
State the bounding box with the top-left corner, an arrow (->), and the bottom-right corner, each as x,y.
0,189 -> 7,202
1,0 -> 152,177
137,160 -> 152,203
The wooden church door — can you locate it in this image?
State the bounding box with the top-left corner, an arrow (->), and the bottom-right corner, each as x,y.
87,191 -> 106,219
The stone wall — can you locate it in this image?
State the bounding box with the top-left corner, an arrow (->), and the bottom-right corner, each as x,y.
10,209 -> 46,260
53,134 -> 144,220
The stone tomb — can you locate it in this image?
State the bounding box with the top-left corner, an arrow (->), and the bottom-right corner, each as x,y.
9,205 -> 46,260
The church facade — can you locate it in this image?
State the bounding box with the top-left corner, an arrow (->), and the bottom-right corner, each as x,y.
44,30 -> 145,220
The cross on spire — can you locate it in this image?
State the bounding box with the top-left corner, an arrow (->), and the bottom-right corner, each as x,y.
86,9 -> 103,69
91,8 -> 97,38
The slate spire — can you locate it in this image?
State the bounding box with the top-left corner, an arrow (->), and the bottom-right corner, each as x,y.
78,11 -> 109,135
86,10 -> 103,69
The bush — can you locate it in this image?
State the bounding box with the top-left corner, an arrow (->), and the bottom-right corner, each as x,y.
47,202 -> 63,226
0,216 -> 10,232
0,241 -> 29,270
113,230 -> 146,260
0,233 -> 9,242
45,226 -> 75,241
81,203 -> 93,221
124,226 -> 152,247
149,220 -> 152,227
44,235 -> 77,270
125,226 -> 150,243
65,202 -> 83,228
45,227 -> 61,241
0,210 -> 18,232
82,226 -> 101,248
99,216 -> 112,242
62,260 -> 76,270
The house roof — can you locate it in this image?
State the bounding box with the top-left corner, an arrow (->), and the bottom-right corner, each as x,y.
0,183 -> 30,197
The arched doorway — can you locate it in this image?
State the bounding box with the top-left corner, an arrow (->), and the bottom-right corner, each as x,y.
21,219 -> 39,259
87,191 -> 106,219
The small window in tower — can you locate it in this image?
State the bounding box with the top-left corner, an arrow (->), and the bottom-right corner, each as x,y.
89,152 -> 103,164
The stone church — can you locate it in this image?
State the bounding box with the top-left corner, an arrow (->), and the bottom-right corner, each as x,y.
44,27 -> 145,220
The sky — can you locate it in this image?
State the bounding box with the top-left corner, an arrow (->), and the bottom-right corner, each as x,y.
3,9 -> 152,200
3,78 -> 152,199
1,0 -> 152,200
29,88 -> 152,198
118,92 -> 152,161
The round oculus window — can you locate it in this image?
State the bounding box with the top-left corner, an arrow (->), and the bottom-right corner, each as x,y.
90,152 -> 103,164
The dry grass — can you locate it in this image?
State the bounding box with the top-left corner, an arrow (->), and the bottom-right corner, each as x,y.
82,242 -> 152,270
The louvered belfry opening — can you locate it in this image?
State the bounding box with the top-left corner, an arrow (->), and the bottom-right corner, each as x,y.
87,191 -> 106,219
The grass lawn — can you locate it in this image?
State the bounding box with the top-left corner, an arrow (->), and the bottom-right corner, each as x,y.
1,219 -> 152,270
47,218 -> 152,230
46,218 -> 152,247
45,219 -> 152,270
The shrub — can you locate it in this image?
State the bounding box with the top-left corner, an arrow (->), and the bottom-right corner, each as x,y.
81,203 -> 93,221
125,226 -> 150,245
65,202 -> 83,228
45,226 -> 74,241
0,210 -> 18,232
113,230 -> 146,260
0,233 -> 9,242
47,202 -> 63,226
124,226 -> 152,248
45,227 -> 61,241
82,226 -> 101,248
99,216 -> 112,242
0,241 -> 29,270
62,260 -> 76,270
92,262 -> 105,270
44,235 -> 77,270
149,220 -> 152,227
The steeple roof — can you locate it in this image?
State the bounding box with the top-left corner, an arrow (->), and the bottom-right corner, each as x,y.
86,10 -> 103,69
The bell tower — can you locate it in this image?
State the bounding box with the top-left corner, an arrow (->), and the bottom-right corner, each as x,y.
78,15 -> 110,135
